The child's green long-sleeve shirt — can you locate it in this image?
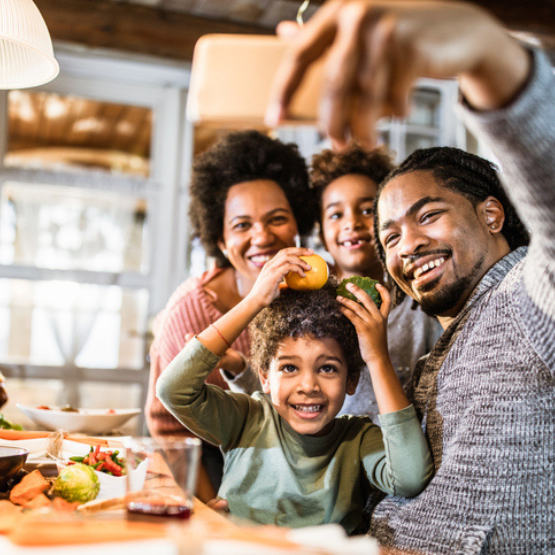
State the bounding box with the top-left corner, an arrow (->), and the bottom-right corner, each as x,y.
157,338 -> 433,534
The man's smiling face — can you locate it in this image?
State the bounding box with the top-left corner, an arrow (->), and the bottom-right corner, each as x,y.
377,170 -> 509,319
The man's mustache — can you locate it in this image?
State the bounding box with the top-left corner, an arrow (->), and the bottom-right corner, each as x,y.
402,249 -> 451,278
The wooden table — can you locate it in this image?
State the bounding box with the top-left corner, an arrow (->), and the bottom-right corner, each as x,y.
0,434 -> 381,554
0,497 -> 330,554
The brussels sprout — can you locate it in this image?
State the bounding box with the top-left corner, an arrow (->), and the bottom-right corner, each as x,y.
52,463 -> 100,504
336,276 -> 382,309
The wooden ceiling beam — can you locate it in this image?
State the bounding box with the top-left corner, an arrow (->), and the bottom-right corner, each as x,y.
34,0 -> 555,61
473,0 -> 555,40
34,0 -> 273,61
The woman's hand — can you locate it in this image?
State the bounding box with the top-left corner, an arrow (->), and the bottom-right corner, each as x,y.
337,282 -> 391,366
266,0 -> 530,149
246,247 -> 313,309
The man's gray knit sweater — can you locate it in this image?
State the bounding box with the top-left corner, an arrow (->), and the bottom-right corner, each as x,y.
369,50 -> 555,554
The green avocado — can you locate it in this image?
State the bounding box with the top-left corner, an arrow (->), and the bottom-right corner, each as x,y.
52,463 -> 100,504
336,276 -> 382,309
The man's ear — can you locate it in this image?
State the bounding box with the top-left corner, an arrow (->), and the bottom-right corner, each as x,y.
480,196 -> 505,234
346,372 -> 359,396
258,369 -> 272,394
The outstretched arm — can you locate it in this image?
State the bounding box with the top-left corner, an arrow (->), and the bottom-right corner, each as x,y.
267,0 -> 531,149
157,247 -> 313,447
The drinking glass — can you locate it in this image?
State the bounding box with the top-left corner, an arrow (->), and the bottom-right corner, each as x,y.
125,437 -> 201,521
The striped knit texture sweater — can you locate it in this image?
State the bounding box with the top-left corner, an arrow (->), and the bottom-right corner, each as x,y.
145,267 -> 250,438
370,50 -> 555,554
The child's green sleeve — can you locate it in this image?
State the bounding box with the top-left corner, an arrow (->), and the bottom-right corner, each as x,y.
361,405 -> 434,498
157,337 -> 260,450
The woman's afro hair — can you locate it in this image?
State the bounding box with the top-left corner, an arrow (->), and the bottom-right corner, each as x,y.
189,130 -> 317,267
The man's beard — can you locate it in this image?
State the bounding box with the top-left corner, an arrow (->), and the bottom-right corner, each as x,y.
417,253 -> 486,317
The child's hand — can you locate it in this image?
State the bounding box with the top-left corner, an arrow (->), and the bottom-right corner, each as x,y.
207,498 -> 229,513
247,247 -> 313,309
337,282 -> 391,366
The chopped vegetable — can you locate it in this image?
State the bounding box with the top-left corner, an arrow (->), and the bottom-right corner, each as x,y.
0,414 -> 22,430
52,463 -> 100,504
336,276 -> 382,309
69,446 -> 126,477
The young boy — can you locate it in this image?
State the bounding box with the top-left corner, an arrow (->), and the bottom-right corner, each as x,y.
310,145 -> 442,419
157,248 -> 432,534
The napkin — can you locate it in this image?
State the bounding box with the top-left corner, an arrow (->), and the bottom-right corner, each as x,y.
288,525 -> 380,555
202,525 -> 380,555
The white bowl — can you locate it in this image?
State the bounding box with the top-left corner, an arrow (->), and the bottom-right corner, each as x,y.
16,404 -> 141,435
55,448 -> 148,502
96,459 -> 148,500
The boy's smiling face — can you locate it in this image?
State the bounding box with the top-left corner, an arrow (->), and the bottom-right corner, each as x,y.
259,335 -> 357,437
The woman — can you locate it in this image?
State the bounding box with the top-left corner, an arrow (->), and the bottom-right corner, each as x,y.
145,130 -> 316,497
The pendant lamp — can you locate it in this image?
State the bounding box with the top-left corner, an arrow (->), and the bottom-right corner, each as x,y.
0,0 -> 59,89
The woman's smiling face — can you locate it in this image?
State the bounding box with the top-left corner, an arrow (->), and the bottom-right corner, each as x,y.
259,335 -> 357,437
218,179 -> 299,282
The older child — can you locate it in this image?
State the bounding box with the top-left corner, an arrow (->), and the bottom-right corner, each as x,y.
310,145 -> 442,419
157,248 -> 432,534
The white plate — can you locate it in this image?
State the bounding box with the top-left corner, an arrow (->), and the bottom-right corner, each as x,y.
16,404 -> 141,435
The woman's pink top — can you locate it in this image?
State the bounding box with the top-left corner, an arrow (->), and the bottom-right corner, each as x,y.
145,266 -> 250,438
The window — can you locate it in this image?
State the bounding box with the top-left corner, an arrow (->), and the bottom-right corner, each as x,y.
0,45 -> 192,434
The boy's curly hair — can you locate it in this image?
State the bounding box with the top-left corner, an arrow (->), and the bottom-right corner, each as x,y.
189,130 -> 317,268
249,279 -> 363,382
310,144 -> 395,220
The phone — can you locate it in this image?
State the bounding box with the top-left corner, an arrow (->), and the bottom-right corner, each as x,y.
186,34 -> 324,128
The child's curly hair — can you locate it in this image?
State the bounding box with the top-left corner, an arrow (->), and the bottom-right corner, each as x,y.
310,143 -> 395,220
249,279 -> 364,383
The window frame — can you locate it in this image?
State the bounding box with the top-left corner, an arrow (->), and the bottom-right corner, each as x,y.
0,45 -> 193,429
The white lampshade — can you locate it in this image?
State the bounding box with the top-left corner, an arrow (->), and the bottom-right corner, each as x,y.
0,0 -> 59,89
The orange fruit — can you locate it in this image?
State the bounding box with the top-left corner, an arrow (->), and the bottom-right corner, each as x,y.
285,254 -> 329,291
